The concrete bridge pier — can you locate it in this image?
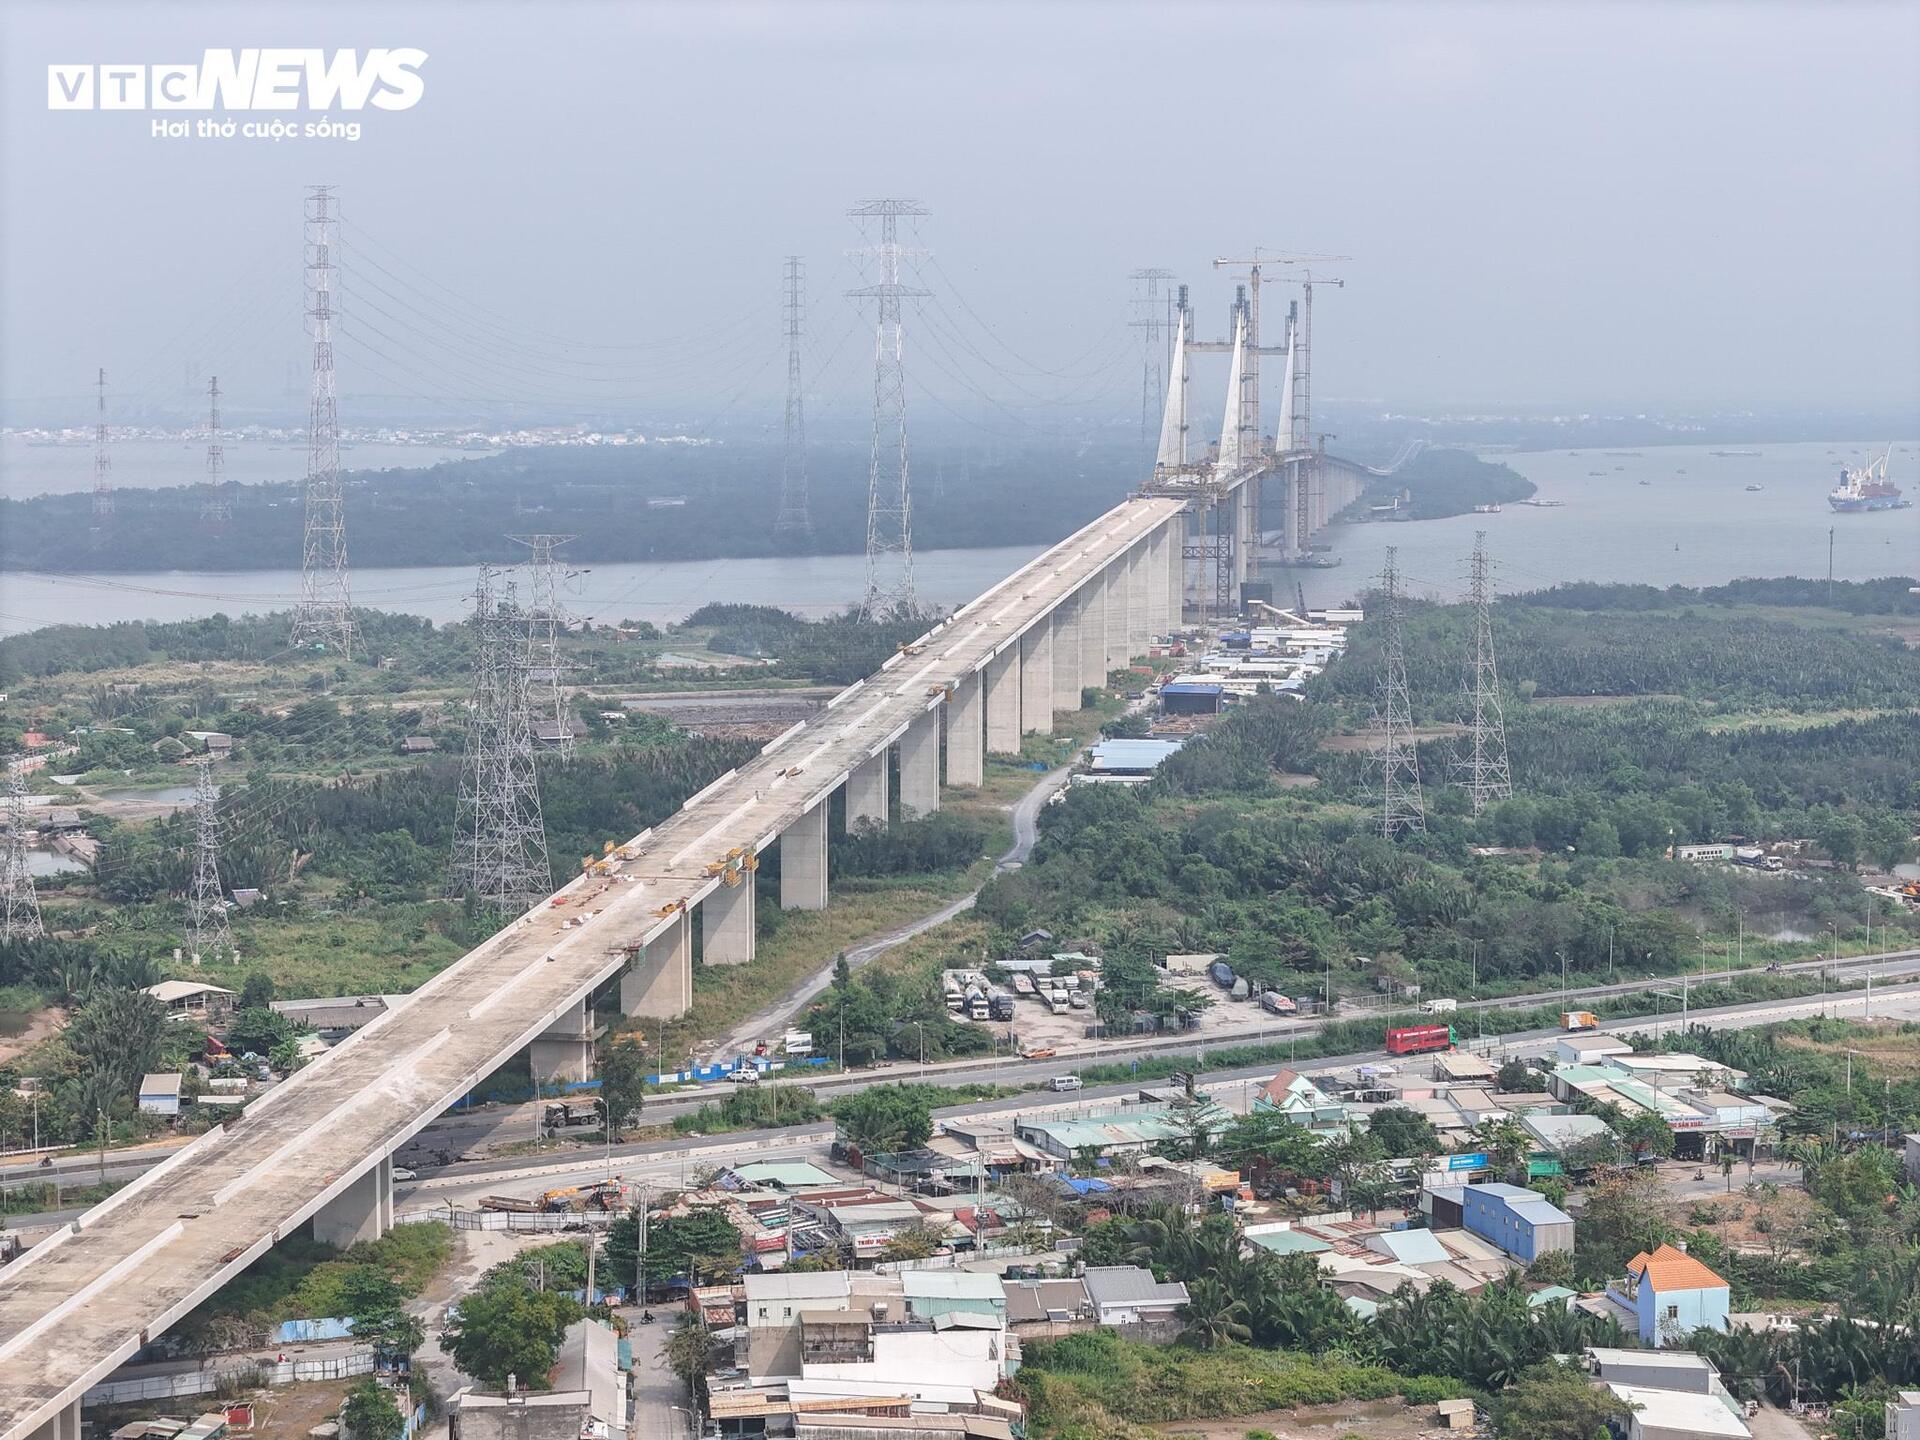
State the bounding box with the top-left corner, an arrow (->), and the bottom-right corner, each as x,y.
1050,599 -> 1081,711
1103,562 -> 1127,674
898,709 -> 940,818
620,912 -> 691,1018
23,1402 -> 78,1440
945,669 -> 985,786
1020,616 -> 1054,734
1165,515 -> 1187,626
780,797 -> 829,909
313,1154 -> 393,1249
702,875 -> 754,966
983,647 -> 1021,756
1079,573 -> 1108,691
1126,544 -> 1150,657
846,750 -> 888,831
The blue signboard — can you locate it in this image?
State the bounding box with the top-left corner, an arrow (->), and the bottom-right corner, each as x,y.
1446,1151 -> 1490,1172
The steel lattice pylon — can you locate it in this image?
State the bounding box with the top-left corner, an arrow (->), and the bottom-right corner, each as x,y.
202,375 -> 230,526
452,568 -> 552,917
1456,531 -> 1514,814
1,762 -> 44,942
186,759 -> 232,962
774,256 -> 812,539
512,533 -> 577,757
1373,546 -> 1426,838
90,367 -> 113,525
848,199 -> 928,620
291,185 -> 355,657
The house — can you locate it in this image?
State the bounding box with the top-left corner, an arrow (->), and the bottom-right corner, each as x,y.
901,1272 -> 1005,1325
1459,1182 -> 1574,1262
1554,1032 -> 1635,1066
143,980 -> 235,1021
1614,1244 -> 1731,1347
1902,1134 -> 1920,1185
1014,1107 -> 1184,1163
1606,1384 -> 1751,1440
183,731 -> 233,757
397,736 -> 438,754
1887,1391 -> 1920,1440
1253,1069 -> 1350,1135
1081,1266 -> 1188,1325
1003,1278 -> 1091,1330
138,1073 -> 184,1117
1519,1112 -> 1617,1171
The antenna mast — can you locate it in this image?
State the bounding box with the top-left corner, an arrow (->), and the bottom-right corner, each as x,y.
848,199 -> 929,620
775,256 -> 812,538
1374,546 -> 1426,838
1457,531 -> 1514,813
291,184 -> 355,656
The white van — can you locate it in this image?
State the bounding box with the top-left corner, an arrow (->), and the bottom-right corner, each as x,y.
1048,1075 -> 1083,1092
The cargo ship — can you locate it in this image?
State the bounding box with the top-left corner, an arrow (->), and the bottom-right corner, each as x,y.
1828,445 -> 1907,513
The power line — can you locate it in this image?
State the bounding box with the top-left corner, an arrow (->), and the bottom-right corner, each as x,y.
291,185 -> 355,658
775,257 -> 812,539
1456,531 -> 1514,814
849,199 -> 929,619
1374,545 -> 1425,838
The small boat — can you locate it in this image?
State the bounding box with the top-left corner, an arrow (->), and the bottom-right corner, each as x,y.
1587,470 -> 1606,477
1473,504 -> 1502,514
1745,483 -> 1764,492
1638,479 -> 1652,486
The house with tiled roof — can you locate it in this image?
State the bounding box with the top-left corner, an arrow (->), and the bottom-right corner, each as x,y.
1612,1242 -> 1730,1347
1253,1068 -> 1350,1136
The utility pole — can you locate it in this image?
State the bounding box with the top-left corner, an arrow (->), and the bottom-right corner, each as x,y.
292,184 -> 355,657
186,758 -> 232,963
1129,268 -> 1176,444
848,199 -> 929,620
510,534 -> 577,757
452,567 -> 552,916
1374,546 -> 1425,837
774,257 -> 812,539
202,375 -> 230,527
1456,532 -> 1514,813
91,367 -> 113,524
1,762 -> 45,942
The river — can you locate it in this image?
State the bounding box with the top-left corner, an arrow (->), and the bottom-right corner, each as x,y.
0,440 -> 1913,635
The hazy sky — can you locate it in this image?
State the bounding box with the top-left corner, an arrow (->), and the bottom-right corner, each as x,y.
3,0 -> 1916,427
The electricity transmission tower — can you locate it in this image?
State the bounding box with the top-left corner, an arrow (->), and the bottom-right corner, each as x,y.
453,567 -> 552,916
1,762 -> 44,942
774,256 -> 812,539
1456,532 -> 1514,813
186,758 -> 232,962
91,367 -> 113,523
291,184 -> 355,656
202,375 -> 230,526
1373,546 -> 1426,838
1129,268 -> 1176,443
848,199 -> 929,620
511,533 -> 577,756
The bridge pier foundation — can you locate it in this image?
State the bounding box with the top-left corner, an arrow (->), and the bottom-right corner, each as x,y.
899,710 -> 940,818
702,876 -> 754,966
983,647 -> 1021,756
846,750 -> 888,832
945,670 -> 984,786
23,1401 -> 79,1440
313,1154 -> 393,1249
780,797 -> 828,910
621,912 -> 691,1017
1020,616 -> 1054,734
1051,599 -> 1080,710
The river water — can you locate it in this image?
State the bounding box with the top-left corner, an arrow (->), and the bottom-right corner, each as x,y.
1,440 -> 1913,635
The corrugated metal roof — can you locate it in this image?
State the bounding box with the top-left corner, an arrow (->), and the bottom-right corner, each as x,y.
1082,1265 -> 1189,1307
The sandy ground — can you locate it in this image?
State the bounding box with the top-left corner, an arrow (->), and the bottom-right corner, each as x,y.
1156,1398 -> 1465,1439
0,1005 -> 64,1065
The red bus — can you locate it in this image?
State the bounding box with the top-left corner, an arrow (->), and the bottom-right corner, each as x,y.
1385,1024 -> 1455,1056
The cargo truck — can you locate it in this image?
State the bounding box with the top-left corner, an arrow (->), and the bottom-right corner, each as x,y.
1560,1010 -> 1600,1031
1420,998 -> 1458,1015
1384,1024 -> 1454,1056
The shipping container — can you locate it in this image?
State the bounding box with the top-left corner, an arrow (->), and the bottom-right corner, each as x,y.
1385,1024 -> 1454,1056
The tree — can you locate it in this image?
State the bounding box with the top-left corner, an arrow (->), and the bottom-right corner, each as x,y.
607,1206 -> 741,1286
239,971 -> 276,1010
662,1316 -> 719,1401
599,1038 -> 648,1140
225,1005 -> 294,1058
64,987 -> 166,1109
1616,1110 -> 1675,1162
341,1380 -> 405,1440
354,1307 -> 425,1359
1179,1275 -> 1252,1349
442,1279 -> 581,1387
1495,1361 -> 1630,1440
880,1219 -> 951,1262
1368,1106 -> 1442,1158
1497,1059 -> 1544,1093
831,1087 -> 933,1152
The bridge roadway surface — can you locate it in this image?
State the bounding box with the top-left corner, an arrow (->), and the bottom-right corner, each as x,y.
0,496 -> 1184,1434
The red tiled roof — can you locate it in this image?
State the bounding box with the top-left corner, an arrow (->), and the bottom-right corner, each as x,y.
1628,1243 -> 1727,1293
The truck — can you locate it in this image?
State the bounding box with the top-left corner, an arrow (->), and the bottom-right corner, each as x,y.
1384,1024 -> 1454,1057
1560,1010 -> 1600,1032
543,1099 -> 604,1130
1420,998 -> 1458,1015
1260,992 -> 1298,1016
989,992 -> 1017,1022
1047,993 -> 1069,1016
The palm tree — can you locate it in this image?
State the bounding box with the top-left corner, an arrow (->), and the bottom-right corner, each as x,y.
1180,1275 -> 1252,1349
